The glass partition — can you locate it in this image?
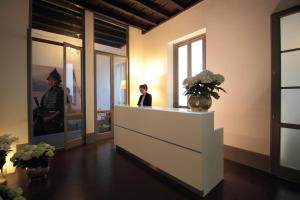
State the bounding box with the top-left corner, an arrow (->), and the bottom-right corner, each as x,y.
96,54 -> 112,134
114,56 -> 127,105
31,41 -> 64,148
64,46 -> 83,147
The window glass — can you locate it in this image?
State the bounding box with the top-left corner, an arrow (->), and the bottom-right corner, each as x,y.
178,45 -> 188,106
174,36 -> 205,107
191,40 -> 203,76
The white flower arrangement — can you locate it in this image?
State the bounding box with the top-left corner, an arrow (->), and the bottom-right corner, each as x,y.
183,70 -> 226,99
0,185 -> 25,200
0,134 -> 18,170
10,143 -> 55,168
0,134 -> 18,152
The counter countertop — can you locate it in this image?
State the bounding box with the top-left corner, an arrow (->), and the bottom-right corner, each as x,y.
114,104 -> 214,115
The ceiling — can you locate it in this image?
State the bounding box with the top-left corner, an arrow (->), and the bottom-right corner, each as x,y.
32,0 -> 84,39
71,0 -> 203,33
32,0 -> 203,48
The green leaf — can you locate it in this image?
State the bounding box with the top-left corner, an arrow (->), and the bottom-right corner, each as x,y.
211,92 -> 220,99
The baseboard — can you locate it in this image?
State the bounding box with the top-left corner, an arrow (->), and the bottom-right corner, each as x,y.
224,145 -> 271,173
86,132 -> 113,144
86,133 -> 96,144
95,132 -> 113,141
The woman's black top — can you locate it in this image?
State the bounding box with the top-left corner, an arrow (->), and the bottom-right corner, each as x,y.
137,93 -> 152,106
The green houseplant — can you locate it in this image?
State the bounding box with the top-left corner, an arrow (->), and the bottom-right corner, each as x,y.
0,185 -> 25,200
0,134 -> 18,184
10,143 -> 55,180
183,70 -> 226,111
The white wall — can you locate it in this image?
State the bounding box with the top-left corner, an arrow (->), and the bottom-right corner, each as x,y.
129,0 -> 281,155
129,27 -> 144,106
0,0 -> 29,144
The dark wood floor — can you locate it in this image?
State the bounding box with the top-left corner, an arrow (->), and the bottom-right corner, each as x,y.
6,140 -> 300,200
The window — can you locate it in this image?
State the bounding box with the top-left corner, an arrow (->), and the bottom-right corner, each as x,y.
174,35 -> 206,107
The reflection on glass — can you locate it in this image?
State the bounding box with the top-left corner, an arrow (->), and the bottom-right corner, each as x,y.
281,51 -> 300,87
280,12 -> 300,51
281,89 -> 300,124
280,128 -> 300,170
96,54 -> 111,133
191,40 -> 203,76
65,47 -> 83,142
32,41 -> 64,137
114,56 -> 127,105
178,45 -> 188,106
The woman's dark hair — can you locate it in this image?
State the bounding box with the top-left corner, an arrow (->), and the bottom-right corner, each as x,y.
139,84 -> 148,91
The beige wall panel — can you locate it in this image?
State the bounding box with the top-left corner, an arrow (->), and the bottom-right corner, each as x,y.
85,10 -> 95,134
0,0 -> 29,144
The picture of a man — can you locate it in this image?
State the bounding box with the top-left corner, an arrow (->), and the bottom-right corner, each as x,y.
33,68 -> 64,136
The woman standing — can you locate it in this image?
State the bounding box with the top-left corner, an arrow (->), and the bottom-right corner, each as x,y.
137,84 -> 152,107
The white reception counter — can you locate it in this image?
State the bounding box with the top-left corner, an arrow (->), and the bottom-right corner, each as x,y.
114,105 -> 223,196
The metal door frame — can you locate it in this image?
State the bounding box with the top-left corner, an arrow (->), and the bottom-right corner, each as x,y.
63,42 -> 85,150
271,5 -> 300,183
94,50 -> 128,139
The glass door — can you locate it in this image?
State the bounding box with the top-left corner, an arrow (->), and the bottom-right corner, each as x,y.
95,52 -> 128,138
31,40 -> 65,148
95,53 -> 112,135
113,56 -> 128,106
272,8 -> 300,183
63,43 -> 84,149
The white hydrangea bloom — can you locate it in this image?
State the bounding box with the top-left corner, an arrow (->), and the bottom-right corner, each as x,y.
11,142 -> 55,166
198,70 -> 215,83
21,151 -> 32,161
213,74 -> 225,84
45,150 -> 54,157
32,147 -> 45,158
183,77 -> 190,86
183,77 -> 196,86
0,134 -> 18,151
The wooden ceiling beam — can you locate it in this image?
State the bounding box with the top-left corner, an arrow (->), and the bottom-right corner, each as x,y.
130,0 -> 170,20
33,7 -> 82,26
142,0 -> 203,34
94,24 -> 126,38
98,0 -> 157,26
169,0 -> 184,10
36,0 -> 83,16
33,1 -> 83,20
94,20 -> 127,34
33,13 -> 82,30
95,36 -> 125,48
94,30 -> 126,42
69,0 -> 147,31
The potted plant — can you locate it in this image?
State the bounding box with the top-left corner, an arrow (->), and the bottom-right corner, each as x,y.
10,143 -> 55,180
0,185 -> 26,200
0,134 -> 18,184
183,70 -> 226,111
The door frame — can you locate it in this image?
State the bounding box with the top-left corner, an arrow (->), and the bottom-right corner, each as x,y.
271,5 -> 300,183
94,50 -> 129,139
63,42 -> 85,150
